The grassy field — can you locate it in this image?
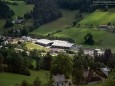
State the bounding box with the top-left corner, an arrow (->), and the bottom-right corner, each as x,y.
54,27 -> 115,51
30,9 -> 115,50
31,9 -> 115,36
9,1 -> 34,18
0,70 -> 50,86
25,42 -> 50,52
30,10 -> 78,36
80,9 -> 115,26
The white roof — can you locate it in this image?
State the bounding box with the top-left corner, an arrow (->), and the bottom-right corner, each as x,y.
37,39 -> 53,45
102,68 -> 110,72
52,40 -> 74,48
100,68 -> 110,76
95,49 -> 101,51
35,39 -> 74,48
22,36 -> 31,40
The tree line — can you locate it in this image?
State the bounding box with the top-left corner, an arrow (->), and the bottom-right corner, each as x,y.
0,45 -> 31,75
25,0 -> 115,12
0,44 -> 53,76
0,1 -> 14,19
32,0 -> 62,28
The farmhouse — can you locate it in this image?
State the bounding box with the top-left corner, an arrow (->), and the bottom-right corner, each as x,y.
34,39 -> 75,49
35,39 -> 53,47
94,49 -> 104,55
22,36 -> 32,41
96,68 -> 110,78
12,17 -> 24,24
99,25 -> 108,30
83,48 -> 104,56
83,67 -> 110,84
83,48 -> 94,56
53,74 -> 65,86
51,40 -> 75,49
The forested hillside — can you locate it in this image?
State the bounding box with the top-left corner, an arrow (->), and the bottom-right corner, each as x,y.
33,0 -> 62,28
0,1 -> 14,18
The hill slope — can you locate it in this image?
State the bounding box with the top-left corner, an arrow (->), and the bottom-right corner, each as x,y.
54,27 -> 115,50
80,9 -> 115,26
30,9 -> 115,50
30,10 -> 78,36
9,1 -> 34,18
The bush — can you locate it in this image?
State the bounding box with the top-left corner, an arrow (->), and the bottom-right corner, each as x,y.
4,20 -> 13,28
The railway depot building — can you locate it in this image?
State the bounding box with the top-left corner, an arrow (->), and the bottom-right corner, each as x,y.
35,39 -> 53,47
35,39 -> 75,49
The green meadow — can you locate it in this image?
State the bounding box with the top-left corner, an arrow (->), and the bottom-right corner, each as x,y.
0,70 -> 50,86
31,9 -> 115,36
9,1 -> 34,18
54,27 -> 115,50
30,10 -> 77,36
80,9 -> 115,26
25,42 -> 50,52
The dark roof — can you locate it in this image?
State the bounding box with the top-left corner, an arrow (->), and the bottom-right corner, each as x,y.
99,25 -> 108,29
100,68 -> 110,77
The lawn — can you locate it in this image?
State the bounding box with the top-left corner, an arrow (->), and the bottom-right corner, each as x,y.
30,10 -> 78,36
0,70 -> 50,86
80,9 -> 115,26
25,42 -> 50,52
54,27 -> 115,51
9,1 -> 34,18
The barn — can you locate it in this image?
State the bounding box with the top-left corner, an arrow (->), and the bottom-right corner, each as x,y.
51,40 -> 75,49
35,39 -> 53,47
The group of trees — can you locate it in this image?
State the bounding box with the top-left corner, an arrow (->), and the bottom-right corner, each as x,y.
49,49 -> 94,85
16,77 -> 41,86
33,0 -> 62,28
4,18 -> 14,28
0,1 -> 14,19
50,48 -> 115,85
3,26 -> 34,37
84,32 -> 95,45
0,44 -> 53,75
0,46 -> 31,75
94,49 -> 115,68
0,42 -> 115,85
3,0 -> 62,37
24,0 -> 35,4
25,0 -> 115,12
57,0 -> 115,12
57,0 -> 94,12
50,54 -> 72,78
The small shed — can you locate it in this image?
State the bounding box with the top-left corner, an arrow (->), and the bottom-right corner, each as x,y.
99,25 -> 108,30
35,39 -> 53,47
53,74 -> 65,86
